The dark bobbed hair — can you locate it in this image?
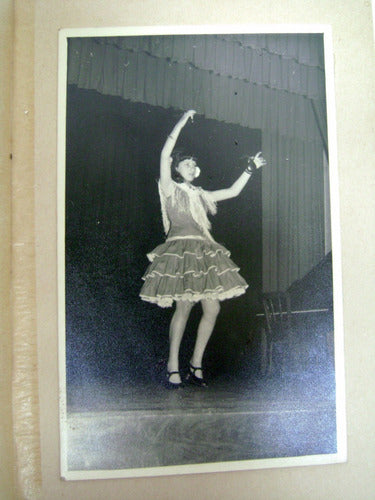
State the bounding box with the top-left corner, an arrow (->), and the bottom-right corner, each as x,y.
171,150 -> 198,183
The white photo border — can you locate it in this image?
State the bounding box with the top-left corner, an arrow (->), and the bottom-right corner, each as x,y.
57,24 -> 346,480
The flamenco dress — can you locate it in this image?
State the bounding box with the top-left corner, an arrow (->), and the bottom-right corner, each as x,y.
140,181 -> 248,308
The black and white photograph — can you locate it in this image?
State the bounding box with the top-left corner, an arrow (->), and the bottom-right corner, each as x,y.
58,26 -> 345,479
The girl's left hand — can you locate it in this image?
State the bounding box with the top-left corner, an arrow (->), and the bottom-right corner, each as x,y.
251,152 -> 267,169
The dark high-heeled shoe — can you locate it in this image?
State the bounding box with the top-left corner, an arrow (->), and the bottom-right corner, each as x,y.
166,371 -> 184,389
186,363 -> 208,387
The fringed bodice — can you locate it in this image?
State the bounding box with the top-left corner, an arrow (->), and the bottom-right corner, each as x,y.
158,181 -> 217,241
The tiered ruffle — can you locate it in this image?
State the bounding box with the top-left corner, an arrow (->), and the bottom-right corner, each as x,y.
140,237 -> 248,308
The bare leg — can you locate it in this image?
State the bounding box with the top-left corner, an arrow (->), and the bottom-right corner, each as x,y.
167,300 -> 194,383
190,299 -> 221,379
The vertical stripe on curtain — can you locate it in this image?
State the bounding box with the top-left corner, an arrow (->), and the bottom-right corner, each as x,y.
262,131 -> 325,291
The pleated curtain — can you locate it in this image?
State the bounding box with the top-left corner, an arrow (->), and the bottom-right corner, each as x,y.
67,34 -> 327,292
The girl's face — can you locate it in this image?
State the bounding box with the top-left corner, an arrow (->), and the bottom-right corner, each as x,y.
176,158 -> 198,183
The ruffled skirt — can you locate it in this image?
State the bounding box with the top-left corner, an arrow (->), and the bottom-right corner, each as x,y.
140,237 -> 248,308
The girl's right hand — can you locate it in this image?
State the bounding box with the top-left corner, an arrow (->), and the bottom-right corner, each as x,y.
183,110 -> 196,123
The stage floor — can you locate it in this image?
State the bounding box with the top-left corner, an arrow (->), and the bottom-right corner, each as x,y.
65,375 -> 337,471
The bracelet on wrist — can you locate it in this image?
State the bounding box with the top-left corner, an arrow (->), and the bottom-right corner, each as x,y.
244,159 -> 256,175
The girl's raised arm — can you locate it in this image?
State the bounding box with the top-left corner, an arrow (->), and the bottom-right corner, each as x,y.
208,152 -> 266,202
160,110 -> 196,194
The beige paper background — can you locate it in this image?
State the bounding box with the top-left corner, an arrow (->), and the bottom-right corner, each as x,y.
5,0 -> 375,498
0,0 -> 16,497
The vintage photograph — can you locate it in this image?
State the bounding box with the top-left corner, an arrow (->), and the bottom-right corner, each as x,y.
58,27 -> 345,478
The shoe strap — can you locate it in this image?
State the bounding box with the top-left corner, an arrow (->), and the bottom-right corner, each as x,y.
189,363 -> 203,374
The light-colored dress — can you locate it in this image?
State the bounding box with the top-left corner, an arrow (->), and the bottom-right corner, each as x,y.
140,181 -> 248,307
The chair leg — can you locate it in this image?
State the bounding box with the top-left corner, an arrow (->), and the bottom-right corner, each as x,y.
260,327 -> 268,376
268,341 -> 274,376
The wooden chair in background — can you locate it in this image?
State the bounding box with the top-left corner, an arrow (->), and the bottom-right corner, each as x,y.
260,291 -> 293,376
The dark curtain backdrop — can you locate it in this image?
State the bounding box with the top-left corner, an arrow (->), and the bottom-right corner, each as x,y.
67,34 -> 328,292
65,86 -> 262,386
